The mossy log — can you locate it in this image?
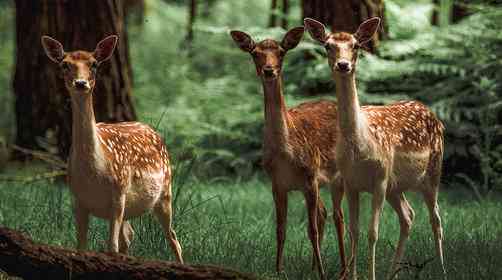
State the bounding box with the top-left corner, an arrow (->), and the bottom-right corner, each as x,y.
0,226 -> 256,280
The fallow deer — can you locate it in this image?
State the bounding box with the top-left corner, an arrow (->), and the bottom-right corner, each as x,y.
41,35 -> 183,262
304,18 -> 446,280
230,27 -> 346,279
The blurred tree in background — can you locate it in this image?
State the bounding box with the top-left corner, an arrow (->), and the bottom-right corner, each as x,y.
302,0 -> 386,52
269,0 -> 290,28
125,0 -> 146,24
13,0 -> 136,158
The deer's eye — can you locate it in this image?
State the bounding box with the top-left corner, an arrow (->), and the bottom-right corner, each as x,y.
325,44 -> 335,52
61,62 -> 71,71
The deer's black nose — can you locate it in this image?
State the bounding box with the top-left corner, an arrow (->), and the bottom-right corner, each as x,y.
74,80 -> 89,90
263,66 -> 274,76
337,61 -> 350,72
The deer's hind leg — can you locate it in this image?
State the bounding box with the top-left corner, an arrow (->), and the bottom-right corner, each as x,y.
423,153 -> 446,277
304,180 -> 326,280
154,186 -> 183,263
422,188 -> 446,276
119,221 -> 134,254
312,196 -> 328,271
386,193 -> 414,279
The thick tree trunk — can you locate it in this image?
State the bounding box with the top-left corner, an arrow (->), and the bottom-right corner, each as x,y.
302,0 -> 386,52
0,226 -> 256,280
13,0 -> 136,159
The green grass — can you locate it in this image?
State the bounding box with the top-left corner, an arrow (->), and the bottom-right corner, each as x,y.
1,165 -> 502,279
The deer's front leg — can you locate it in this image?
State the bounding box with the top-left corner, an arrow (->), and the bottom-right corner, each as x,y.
368,180 -> 387,280
272,185 -> 288,273
331,177 -> 347,276
109,192 -> 126,253
347,189 -> 360,280
74,201 -> 89,251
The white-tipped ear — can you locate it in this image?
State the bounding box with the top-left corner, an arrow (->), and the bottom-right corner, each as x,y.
354,17 -> 380,45
303,18 -> 328,44
281,26 -> 304,51
94,35 -> 118,63
230,30 -> 256,53
41,36 -> 65,63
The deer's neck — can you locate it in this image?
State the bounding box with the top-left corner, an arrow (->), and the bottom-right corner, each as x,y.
334,72 -> 368,145
262,77 -> 289,150
70,91 -> 103,163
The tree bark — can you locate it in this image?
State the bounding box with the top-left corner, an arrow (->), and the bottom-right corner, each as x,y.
0,226 -> 257,280
13,0 -> 136,159
302,0 -> 386,52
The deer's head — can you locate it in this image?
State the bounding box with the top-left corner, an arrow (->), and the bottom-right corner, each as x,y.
304,17 -> 380,75
41,35 -> 118,94
230,27 -> 304,82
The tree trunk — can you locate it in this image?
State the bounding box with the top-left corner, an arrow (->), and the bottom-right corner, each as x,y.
202,0 -> 217,18
269,0 -> 289,29
0,226 -> 256,280
432,0 -> 472,26
269,0 -> 278,27
13,0 -> 136,159
186,0 -> 197,44
281,0 -> 289,29
302,0 -> 386,52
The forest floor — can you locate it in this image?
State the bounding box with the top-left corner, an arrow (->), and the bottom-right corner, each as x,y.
0,163 -> 501,280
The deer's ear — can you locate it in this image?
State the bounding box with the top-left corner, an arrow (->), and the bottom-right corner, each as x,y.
94,35 -> 118,63
303,18 -> 328,44
354,17 -> 380,45
230,30 -> 256,53
281,26 -> 304,51
41,36 -> 65,63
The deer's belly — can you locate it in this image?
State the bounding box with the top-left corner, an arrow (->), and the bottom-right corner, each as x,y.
69,171 -> 165,220
347,164 -> 385,193
124,173 -> 164,218
390,150 -> 430,192
264,154 -> 308,191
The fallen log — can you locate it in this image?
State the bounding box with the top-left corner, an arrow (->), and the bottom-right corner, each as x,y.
0,226 -> 257,280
